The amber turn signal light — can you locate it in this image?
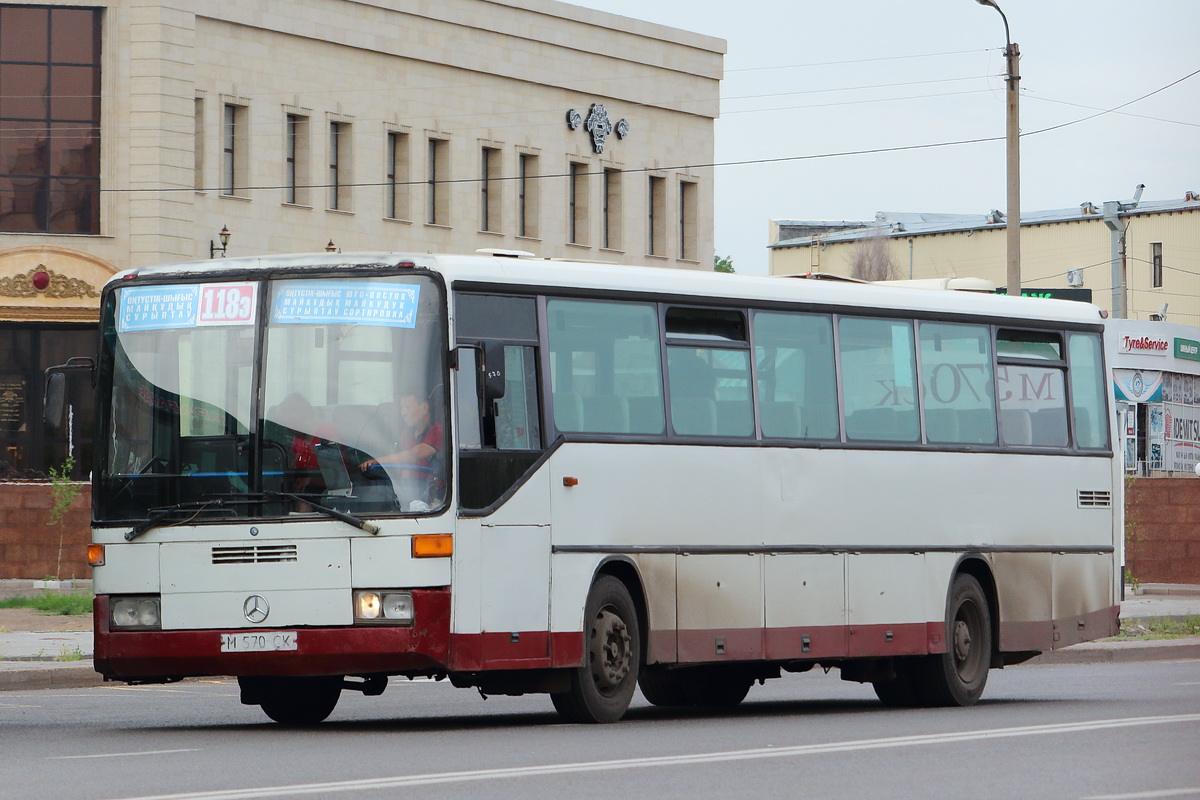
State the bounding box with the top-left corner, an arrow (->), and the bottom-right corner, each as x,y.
412,534 -> 453,558
87,544 -> 106,567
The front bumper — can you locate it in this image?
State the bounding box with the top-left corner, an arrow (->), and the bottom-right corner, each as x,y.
93,589 -> 450,680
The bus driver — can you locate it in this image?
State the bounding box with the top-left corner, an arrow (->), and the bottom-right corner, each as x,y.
359,391 -> 444,506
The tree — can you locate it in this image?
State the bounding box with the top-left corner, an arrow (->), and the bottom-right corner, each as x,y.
848,228 -> 899,282
714,254 -> 735,273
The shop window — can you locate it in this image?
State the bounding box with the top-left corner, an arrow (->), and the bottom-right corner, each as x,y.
0,324 -> 96,479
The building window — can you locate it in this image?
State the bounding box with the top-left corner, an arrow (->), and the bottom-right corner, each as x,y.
0,6 -> 102,234
221,103 -> 248,196
679,180 -> 698,260
480,145 -> 501,232
569,161 -> 588,245
385,130 -> 409,220
648,175 -> 666,256
284,112 -> 309,205
427,137 -> 449,225
328,120 -> 351,210
194,96 -> 205,190
518,152 -> 539,238
603,168 -> 622,250
0,324 -> 96,479
1151,242 -> 1163,289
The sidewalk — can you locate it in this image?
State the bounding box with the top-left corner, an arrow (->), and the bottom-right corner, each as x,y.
1,582 -> 1197,691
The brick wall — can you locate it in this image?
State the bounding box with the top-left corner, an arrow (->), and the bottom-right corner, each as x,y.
2,478 -> 1198,584
1125,477 -> 1200,585
0,483 -> 91,580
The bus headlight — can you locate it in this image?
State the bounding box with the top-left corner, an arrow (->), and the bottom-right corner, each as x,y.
111,596 -> 161,630
353,590 -> 413,625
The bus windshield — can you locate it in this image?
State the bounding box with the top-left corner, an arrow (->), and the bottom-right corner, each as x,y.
97,273 -> 447,524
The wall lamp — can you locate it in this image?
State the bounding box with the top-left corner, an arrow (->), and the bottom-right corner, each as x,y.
325,239 -> 339,253
209,225 -> 231,258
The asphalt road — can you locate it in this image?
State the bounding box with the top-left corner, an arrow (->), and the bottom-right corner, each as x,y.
1,659 -> 1198,800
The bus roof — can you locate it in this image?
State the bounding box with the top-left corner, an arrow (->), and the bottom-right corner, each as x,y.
115,251 -> 1107,327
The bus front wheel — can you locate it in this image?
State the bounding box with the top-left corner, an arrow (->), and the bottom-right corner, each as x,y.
914,573 -> 992,707
551,575 -> 641,723
240,675 -> 343,725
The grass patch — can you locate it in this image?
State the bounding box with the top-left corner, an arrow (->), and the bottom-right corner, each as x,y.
1114,615 -> 1200,640
0,592 -> 93,616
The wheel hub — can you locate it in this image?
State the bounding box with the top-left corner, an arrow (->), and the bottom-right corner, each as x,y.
589,608 -> 631,689
953,618 -> 973,663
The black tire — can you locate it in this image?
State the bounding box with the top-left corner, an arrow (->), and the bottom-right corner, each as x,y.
551,575 -> 641,723
245,675 -> 343,725
872,658 -> 923,707
638,665 -> 693,707
913,573 -> 992,707
681,668 -> 753,707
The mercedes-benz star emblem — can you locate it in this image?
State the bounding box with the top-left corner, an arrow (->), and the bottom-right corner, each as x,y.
243,594 -> 270,624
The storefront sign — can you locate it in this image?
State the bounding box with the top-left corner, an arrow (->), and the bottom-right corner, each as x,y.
1118,334 -> 1170,356
1113,369 -> 1163,403
1175,338 -> 1200,362
1163,402 -> 1200,472
0,378 -> 25,433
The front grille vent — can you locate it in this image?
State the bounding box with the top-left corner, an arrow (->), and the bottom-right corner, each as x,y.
212,544 -> 299,564
1077,490 -> 1112,509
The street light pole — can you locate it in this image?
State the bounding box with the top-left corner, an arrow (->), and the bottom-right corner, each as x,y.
976,0 -> 1021,298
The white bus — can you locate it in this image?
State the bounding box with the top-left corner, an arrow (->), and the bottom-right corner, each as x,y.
68,251 -> 1120,724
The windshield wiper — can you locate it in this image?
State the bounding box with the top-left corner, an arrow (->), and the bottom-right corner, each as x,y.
264,491 -> 381,535
125,499 -> 227,541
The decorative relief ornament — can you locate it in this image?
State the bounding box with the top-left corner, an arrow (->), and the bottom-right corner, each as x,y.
566,109 -> 582,131
0,265 -> 100,299
584,103 -> 614,154
615,118 -> 630,140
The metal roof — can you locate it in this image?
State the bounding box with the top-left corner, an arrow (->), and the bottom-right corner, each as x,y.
771,194 -> 1200,249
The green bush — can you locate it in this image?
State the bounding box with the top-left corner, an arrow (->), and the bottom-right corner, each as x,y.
0,592 -> 93,616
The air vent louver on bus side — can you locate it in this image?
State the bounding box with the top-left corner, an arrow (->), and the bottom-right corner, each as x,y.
211,544 -> 299,564
1077,490 -> 1112,509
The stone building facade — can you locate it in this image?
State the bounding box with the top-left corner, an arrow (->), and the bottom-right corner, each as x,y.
0,0 -> 724,576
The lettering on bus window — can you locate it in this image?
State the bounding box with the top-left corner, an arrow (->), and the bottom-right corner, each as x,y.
918,323 -> 996,445
752,311 -> 839,440
839,317 -> 919,442
996,329 -> 1068,448
547,299 -> 665,435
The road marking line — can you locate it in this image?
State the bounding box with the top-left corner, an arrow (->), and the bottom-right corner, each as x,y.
51,749 -> 201,760
105,713 -> 1200,800
1085,790 -> 1200,799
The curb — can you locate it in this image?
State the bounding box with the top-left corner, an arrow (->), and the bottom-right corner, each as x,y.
1026,636 -> 1200,665
0,662 -> 104,691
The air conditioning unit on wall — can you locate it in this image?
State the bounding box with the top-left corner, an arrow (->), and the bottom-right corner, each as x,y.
1066,269 -> 1083,287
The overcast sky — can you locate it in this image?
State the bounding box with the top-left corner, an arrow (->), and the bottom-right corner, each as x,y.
572,0 -> 1200,275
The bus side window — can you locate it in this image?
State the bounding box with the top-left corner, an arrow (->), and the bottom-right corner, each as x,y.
547,299 -> 666,437
1068,332 -> 1110,450
752,310 -> 838,440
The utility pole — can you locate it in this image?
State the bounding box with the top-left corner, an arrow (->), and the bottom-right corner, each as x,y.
975,0 -> 1021,297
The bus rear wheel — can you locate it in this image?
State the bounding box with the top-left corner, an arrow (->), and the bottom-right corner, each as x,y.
914,573 -> 992,707
551,575 -> 641,723
240,675 -> 343,725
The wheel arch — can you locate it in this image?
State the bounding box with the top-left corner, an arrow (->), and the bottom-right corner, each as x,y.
592,556 -> 650,660
953,554 -> 1002,667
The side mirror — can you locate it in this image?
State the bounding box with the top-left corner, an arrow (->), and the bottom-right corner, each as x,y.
481,341 -> 507,404
44,372 -> 66,430
43,356 -> 96,431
